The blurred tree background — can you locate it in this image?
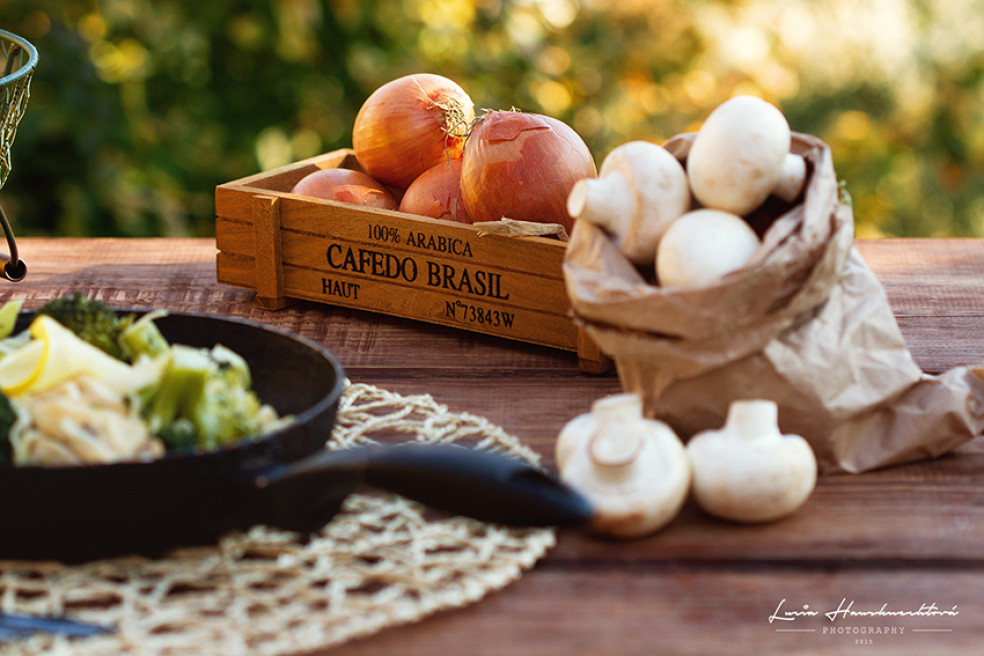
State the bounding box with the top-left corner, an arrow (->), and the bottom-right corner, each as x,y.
1,0 -> 982,238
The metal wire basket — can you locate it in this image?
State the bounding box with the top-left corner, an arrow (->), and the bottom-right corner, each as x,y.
0,29 -> 37,282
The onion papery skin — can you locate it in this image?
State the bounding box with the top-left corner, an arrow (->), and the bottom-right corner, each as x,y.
290,168 -> 400,210
353,73 -> 475,191
399,158 -> 471,223
460,110 -> 597,232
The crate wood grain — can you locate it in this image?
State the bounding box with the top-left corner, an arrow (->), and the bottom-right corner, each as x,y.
215,149 -> 609,372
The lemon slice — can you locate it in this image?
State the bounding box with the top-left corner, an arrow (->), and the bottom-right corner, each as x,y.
28,315 -> 140,393
0,315 -> 162,397
0,298 -> 24,340
0,337 -> 46,395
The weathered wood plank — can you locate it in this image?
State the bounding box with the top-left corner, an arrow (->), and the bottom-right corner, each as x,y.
325,567 -> 982,656
3,237 -> 984,656
856,239 -> 984,316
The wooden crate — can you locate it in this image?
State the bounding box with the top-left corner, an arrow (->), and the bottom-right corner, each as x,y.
215,149 -> 610,372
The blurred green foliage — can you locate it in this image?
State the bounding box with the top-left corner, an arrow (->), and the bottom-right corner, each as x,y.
1,0 -> 982,238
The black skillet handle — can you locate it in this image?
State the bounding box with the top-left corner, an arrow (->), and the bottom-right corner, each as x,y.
256,443 -> 593,531
361,443 -> 594,527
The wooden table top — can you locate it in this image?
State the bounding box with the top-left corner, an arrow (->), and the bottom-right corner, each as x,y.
3,236 -> 983,655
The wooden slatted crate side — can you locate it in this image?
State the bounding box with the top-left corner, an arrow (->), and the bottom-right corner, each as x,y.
216,251 -> 580,351
214,215 -> 253,257
217,149 -> 568,274
278,236 -> 573,316
276,197 -> 568,279
288,266 -> 579,351
217,210 -> 572,314
218,218 -> 579,343
217,203 -> 580,347
217,190 -> 568,280
216,222 -> 583,349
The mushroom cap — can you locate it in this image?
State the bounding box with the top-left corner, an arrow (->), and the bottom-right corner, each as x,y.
686,427 -> 817,523
686,95 -> 791,215
655,209 -> 761,288
560,417 -> 691,538
773,153 -> 807,203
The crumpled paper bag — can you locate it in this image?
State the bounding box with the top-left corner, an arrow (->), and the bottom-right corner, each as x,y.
563,132 -> 984,473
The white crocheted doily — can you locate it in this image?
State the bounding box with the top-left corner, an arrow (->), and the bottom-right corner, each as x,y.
1,383 -> 556,655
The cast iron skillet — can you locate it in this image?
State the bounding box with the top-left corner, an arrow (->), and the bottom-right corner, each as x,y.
0,311 -> 592,562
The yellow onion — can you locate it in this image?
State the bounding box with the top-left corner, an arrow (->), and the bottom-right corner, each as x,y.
353,73 -> 475,190
460,110 -> 596,232
399,158 -> 471,223
290,168 -> 399,210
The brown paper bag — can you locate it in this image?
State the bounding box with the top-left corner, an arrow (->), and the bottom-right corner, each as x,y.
563,132 -> 984,473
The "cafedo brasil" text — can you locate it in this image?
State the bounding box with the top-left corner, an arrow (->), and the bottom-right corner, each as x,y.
325,243 -> 511,300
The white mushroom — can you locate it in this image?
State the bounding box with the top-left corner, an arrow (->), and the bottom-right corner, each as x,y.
567,141 -> 690,267
686,96 -> 791,215
686,399 -> 817,523
557,393 -> 691,538
773,153 -> 807,203
655,209 -> 761,288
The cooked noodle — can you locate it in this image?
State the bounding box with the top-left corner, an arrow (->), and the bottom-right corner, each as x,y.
10,376 -> 164,466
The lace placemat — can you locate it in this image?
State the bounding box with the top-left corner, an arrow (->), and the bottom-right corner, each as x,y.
0,382 -> 556,655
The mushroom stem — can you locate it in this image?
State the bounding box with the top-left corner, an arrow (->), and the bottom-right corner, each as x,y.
588,395 -> 646,479
725,399 -> 780,440
567,174 -> 635,233
588,430 -> 644,472
591,392 -> 643,424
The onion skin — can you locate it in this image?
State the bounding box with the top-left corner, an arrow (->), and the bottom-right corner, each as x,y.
399,158 -> 471,223
353,73 -> 475,190
290,168 -> 400,210
460,110 -> 596,232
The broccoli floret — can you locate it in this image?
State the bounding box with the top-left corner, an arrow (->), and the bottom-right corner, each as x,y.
143,345 -> 211,434
37,293 -> 134,361
193,373 -> 266,448
155,417 -> 198,452
0,391 -> 18,463
143,344 -> 271,451
119,310 -> 170,361
210,344 -> 252,387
